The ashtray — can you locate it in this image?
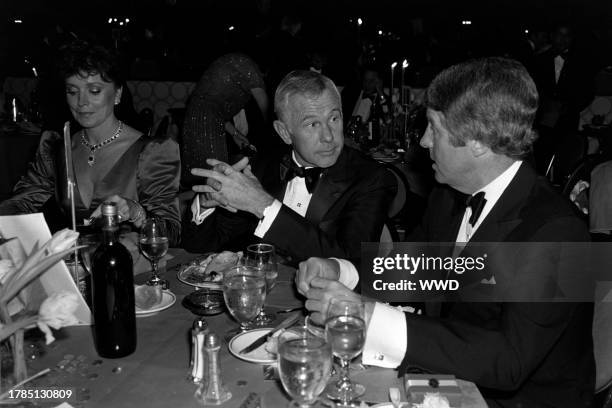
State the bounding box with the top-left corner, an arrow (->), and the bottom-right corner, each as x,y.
182,289 -> 225,316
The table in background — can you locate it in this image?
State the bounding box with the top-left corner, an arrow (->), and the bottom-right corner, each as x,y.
25,249 -> 485,408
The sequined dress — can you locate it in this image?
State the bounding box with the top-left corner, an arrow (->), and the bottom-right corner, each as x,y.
181,53 -> 265,185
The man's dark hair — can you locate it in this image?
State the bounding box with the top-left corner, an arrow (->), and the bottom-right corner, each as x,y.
426,57 -> 539,158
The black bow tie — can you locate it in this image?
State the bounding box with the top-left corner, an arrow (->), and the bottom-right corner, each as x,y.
466,192 -> 487,227
280,157 -> 322,193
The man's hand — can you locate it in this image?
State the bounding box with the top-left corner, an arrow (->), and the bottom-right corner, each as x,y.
296,257 -> 341,296
192,158 -> 251,212
192,158 -> 274,218
304,276 -> 361,325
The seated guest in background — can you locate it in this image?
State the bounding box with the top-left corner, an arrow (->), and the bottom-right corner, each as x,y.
298,58 -> 594,407
0,41 -> 181,245
180,53 -> 269,189
182,70 -> 396,266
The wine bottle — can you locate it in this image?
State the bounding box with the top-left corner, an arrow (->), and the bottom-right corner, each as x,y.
91,202 -> 136,358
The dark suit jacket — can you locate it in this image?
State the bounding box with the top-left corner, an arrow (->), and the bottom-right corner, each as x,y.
181,146 -> 396,264
531,48 -> 593,129
400,162 -> 595,408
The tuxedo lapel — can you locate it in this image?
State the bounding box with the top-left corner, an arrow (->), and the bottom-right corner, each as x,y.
469,162 -> 534,243
305,149 -> 352,224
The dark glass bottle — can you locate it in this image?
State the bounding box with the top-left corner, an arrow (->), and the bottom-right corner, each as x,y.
91,202 -> 136,358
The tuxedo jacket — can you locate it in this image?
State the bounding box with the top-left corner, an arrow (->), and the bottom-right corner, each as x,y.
531,49 -> 593,125
181,146 -> 396,264
400,163 -> 595,408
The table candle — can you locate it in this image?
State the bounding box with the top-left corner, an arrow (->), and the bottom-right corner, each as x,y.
390,62 -> 398,104
401,59 -> 409,106
12,98 -> 17,122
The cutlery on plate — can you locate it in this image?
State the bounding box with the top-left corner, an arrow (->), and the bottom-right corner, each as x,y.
238,311 -> 301,355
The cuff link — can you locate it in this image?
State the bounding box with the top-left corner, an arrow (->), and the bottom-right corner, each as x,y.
374,353 -> 385,361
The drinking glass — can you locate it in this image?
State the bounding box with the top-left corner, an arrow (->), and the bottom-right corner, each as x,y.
222,265 -> 266,335
324,299 -> 366,406
245,243 -> 278,326
139,218 -> 169,288
278,329 -> 333,408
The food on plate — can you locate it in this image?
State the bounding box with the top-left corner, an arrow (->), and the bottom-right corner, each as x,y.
181,251 -> 241,285
134,284 -> 163,310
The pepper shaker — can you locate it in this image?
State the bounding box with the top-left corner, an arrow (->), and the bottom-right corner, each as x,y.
188,318 -> 208,383
195,332 -> 232,405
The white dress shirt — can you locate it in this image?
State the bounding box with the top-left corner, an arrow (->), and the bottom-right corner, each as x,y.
358,160 -> 523,368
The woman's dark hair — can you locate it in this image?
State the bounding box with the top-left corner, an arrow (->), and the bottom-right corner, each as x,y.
58,40 -> 124,86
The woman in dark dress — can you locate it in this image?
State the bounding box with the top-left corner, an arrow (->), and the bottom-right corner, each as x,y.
181,53 -> 268,187
0,41 -> 181,245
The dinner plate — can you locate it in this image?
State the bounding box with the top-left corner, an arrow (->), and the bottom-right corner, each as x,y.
136,290 -> 176,317
176,253 -> 223,290
228,328 -> 277,364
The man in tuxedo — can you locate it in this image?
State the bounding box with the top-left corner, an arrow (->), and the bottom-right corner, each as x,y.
298,58 -> 595,407
181,70 -> 396,266
531,23 -> 594,174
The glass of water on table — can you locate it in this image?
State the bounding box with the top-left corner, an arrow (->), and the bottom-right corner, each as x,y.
244,243 -> 278,326
324,298 -> 366,407
139,217 -> 169,289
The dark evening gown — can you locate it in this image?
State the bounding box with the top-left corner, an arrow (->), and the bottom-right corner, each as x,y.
181,53 -> 265,187
0,130 -> 181,245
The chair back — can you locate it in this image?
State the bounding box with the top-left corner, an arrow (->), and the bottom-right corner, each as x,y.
385,164 -> 409,219
378,223 -> 394,257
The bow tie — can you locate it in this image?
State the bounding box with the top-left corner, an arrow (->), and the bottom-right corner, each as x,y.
280,157 -> 322,193
466,192 -> 487,227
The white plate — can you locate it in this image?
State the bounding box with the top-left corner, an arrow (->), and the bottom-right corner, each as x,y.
136,290 -> 176,317
228,328 -> 276,364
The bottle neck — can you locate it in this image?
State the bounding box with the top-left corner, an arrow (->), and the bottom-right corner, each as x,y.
101,214 -> 119,244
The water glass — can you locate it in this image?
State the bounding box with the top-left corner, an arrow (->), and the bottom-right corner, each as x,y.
139,218 -> 169,289
245,243 -> 278,325
222,265 -> 266,334
278,331 -> 332,408
325,299 -> 366,406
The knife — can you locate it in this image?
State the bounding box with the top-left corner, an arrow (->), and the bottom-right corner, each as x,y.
239,311 -> 301,355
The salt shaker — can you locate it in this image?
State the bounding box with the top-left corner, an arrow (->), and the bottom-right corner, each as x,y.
194,332 -> 232,405
188,318 -> 208,383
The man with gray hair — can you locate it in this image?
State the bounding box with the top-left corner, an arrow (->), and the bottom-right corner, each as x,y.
298,58 -> 594,407
182,70 -> 396,266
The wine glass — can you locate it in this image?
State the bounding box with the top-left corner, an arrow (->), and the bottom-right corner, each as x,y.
139,218 -> 169,289
278,329 -> 333,408
324,299 -> 366,407
222,265 -> 266,336
244,243 -> 278,326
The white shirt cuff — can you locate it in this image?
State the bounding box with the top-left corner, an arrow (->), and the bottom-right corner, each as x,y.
362,303 -> 407,368
254,199 -> 283,238
333,258 -> 359,290
191,195 -> 215,225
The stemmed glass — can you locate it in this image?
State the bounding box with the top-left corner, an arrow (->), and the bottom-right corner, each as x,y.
244,243 -> 278,326
222,265 -> 266,337
139,218 -> 169,289
324,298 -> 366,407
278,327 -> 333,408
